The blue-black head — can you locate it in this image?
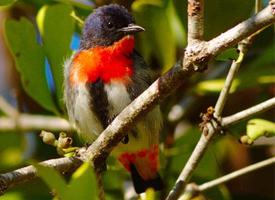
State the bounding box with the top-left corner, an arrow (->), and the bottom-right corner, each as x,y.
80,4 -> 144,49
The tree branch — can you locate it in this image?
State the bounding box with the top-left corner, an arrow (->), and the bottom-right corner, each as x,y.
0,114 -> 72,132
187,0 -> 204,44
165,3 -> 274,199
205,5 -> 275,56
214,51 -> 244,117
180,157 -> 275,200
222,97 -> 275,127
199,156 -> 275,191
81,1 -> 275,169
0,96 -> 17,118
0,157 -> 82,195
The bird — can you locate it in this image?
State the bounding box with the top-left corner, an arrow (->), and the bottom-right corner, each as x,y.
64,4 -> 163,194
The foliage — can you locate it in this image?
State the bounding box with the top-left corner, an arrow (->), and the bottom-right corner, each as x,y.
240,119 -> 275,145
5,18 -> 58,113
34,162 -> 98,200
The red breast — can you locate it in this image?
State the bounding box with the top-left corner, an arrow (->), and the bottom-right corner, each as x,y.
69,36 -> 135,85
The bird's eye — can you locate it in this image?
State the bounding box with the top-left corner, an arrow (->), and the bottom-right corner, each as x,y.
107,21 -> 114,29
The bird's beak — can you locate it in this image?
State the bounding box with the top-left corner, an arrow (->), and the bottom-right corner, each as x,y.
117,23 -> 145,34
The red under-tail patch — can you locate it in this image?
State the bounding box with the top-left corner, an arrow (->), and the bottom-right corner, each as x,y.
118,145 -> 159,180
70,36 -> 134,84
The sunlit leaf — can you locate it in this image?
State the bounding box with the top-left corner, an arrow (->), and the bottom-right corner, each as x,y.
0,192 -> 24,200
69,163 -> 98,200
257,76 -> 275,84
195,79 -> 239,94
37,3 -> 75,110
4,18 -> 58,113
132,0 -> 162,11
33,163 -> 69,200
240,119 -> 275,144
145,188 -> 155,200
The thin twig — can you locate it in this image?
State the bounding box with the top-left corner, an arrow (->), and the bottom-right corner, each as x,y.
0,96 -> 18,117
0,114 -> 72,132
166,20 -> 245,200
187,0 -> 204,44
222,97 -> 275,127
199,156 -> 275,191
180,157 -> 275,200
95,170 -> 105,200
0,4 -> 274,195
166,97 -> 275,200
214,52 -> 244,117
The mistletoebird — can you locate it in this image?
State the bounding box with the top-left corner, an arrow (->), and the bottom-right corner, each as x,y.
64,4 -> 163,193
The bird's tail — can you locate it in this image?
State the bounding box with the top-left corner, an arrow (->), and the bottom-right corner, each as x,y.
118,145 -> 163,194
130,164 -> 163,194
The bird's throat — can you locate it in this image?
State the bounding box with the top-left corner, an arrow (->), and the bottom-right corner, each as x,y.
70,36 -> 135,84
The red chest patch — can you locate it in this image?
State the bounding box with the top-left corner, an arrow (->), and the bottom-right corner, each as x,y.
70,36 -> 135,84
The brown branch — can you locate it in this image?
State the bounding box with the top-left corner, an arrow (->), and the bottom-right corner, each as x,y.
187,0 -> 204,44
0,157 -> 82,195
81,2 -> 275,168
0,3 -> 274,195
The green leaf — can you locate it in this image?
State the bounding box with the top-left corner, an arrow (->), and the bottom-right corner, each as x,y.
56,0 -> 94,10
133,3 -> 177,71
216,48 -> 239,61
69,163 -> 98,200
37,3 -> 75,111
0,192 -> 24,200
0,0 -> 16,6
4,18 -> 58,113
241,119 -> 275,144
166,0 -> 186,48
195,79 -> 240,94
145,188 -> 155,200
33,162 -> 69,200
132,0 -> 162,10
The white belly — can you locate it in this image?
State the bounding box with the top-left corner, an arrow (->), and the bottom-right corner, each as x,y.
73,80 -> 161,153
73,84 -> 103,141
73,81 -> 131,141
104,80 -> 132,118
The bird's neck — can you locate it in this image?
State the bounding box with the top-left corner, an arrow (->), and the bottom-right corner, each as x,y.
70,36 -> 135,85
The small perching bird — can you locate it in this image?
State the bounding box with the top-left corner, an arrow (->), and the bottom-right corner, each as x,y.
64,4 -> 163,193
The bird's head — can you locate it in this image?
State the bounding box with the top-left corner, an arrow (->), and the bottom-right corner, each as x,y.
80,4 -> 145,49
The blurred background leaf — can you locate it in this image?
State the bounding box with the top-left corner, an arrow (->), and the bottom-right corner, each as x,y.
36,3 -> 75,111
4,18 -> 58,113
0,0 -> 16,6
